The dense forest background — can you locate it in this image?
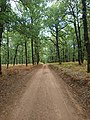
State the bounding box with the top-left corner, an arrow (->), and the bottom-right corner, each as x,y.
0,0 -> 90,73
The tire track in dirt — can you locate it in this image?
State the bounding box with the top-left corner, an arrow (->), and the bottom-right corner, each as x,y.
0,65 -> 87,120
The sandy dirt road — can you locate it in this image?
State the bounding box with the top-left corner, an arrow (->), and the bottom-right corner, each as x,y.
0,65 -> 87,120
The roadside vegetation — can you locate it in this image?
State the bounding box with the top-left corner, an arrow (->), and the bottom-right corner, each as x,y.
49,62 -> 90,117
0,64 -> 42,115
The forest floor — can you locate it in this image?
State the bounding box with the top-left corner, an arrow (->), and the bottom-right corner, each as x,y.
49,62 -> 90,118
0,63 -> 90,120
0,64 -> 41,118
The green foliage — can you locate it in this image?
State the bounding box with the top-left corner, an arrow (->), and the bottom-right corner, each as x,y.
0,0 -> 89,71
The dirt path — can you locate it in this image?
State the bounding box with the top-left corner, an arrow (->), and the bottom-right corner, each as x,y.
0,65 -> 87,120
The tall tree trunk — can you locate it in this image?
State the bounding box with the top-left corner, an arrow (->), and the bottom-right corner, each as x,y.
0,37 -> 2,74
31,17 -> 34,65
77,17 -> 83,64
25,39 -> 27,66
37,52 -> 39,65
36,45 -> 40,65
72,38 -> 76,62
35,39 -> 40,65
7,29 -> 9,69
0,24 -> 3,74
22,46 -> 23,64
71,4 -> 82,64
76,0 -> 83,64
55,25 -> 61,64
73,20 -> 81,65
65,41 -> 68,62
13,45 -> 19,66
62,46 -> 65,62
0,0 -> 6,74
31,37 -> 34,65
82,0 -> 90,73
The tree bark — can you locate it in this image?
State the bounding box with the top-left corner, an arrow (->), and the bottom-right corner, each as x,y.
35,39 -> 40,65
31,17 -> 34,65
0,37 -> 2,74
36,43 -> 40,65
0,24 -> 3,74
73,19 -> 81,65
31,37 -> 34,65
0,1 -> 6,74
82,0 -> 90,73
76,0 -> 83,64
7,29 -> 9,69
25,39 -> 28,66
62,46 -> 65,62
77,22 -> 83,63
55,25 -> 61,64
22,46 -> 24,64
13,45 -> 19,66
71,3 -> 82,65
72,38 -> 76,62
37,52 -> 39,64
76,4 -> 84,64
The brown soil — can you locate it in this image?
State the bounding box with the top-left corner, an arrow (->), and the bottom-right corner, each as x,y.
49,64 -> 90,118
0,65 -> 41,117
0,64 -> 89,120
